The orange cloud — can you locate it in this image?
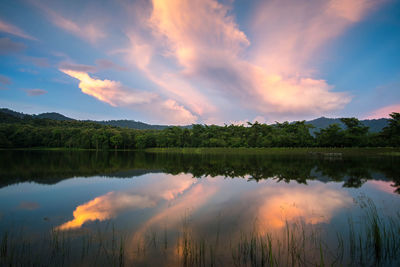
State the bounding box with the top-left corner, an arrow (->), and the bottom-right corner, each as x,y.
61,68 -> 197,124
57,192 -> 155,230
127,180 -> 219,261
364,104 -> 400,119
256,183 -> 352,230
0,19 -> 36,40
57,174 -> 197,231
60,69 -> 156,106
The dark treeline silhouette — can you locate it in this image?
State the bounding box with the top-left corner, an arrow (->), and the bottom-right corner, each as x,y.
0,110 -> 399,149
1,150 -> 399,193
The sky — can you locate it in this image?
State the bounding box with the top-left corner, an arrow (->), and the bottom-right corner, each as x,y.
0,0 -> 399,125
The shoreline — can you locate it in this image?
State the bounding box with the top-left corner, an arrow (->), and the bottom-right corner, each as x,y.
0,147 -> 399,156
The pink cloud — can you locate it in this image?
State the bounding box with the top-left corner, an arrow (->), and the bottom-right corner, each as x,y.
0,19 -> 36,40
365,104 -> 400,119
115,0 -> 374,123
367,180 -> 397,195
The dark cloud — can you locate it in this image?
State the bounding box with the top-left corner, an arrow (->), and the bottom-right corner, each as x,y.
0,37 -> 26,54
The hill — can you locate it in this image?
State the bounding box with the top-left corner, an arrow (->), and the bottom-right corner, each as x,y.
0,108 -> 191,129
35,112 -> 74,121
92,120 -> 184,130
306,117 -> 389,133
0,107 -> 389,132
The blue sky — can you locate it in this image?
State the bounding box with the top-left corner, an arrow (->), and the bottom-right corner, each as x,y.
0,0 -> 399,124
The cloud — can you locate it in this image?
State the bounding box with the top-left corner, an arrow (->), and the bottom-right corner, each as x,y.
255,182 -> 352,229
60,69 -> 197,124
57,192 -> 155,230
0,37 -> 26,54
116,0 -> 368,123
60,69 -> 156,106
23,56 -> 50,67
18,68 -> 39,75
59,62 -> 98,73
0,74 -> 11,85
18,201 -> 40,210
59,60 -> 128,74
33,2 -> 105,43
57,173 -> 197,231
366,180 -> 397,195
0,19 -> 36,40
25,89 -> 47,96
364,104 -> 400,119
250,0 -> 379,74
95,59 -> 128,71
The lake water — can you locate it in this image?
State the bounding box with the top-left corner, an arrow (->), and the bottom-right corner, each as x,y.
0,150 -> 399,266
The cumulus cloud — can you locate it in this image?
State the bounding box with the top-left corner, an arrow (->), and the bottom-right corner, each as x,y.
0,19 -> 36,40
60,69 -> 197,124
60,69 -> 155,106
115,0 -> 370,123
25,89 -> 47,96
58,174 -> 197,231
57,192 -> 155,230
16,0 -> 381,123
255,182 -> 352,229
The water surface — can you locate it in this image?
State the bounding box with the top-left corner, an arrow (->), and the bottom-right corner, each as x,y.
0,150 -> 399,266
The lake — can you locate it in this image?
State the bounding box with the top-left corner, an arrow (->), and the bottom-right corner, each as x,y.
0,150 -> 399,266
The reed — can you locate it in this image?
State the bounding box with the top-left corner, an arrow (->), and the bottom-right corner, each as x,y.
0,198 -> 399,266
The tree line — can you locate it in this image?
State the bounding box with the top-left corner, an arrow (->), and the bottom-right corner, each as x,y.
0,111 -> 399,149
1,150 -> 399,193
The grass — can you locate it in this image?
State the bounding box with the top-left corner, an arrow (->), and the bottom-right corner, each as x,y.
145,147 -> 400,156
1,198 -> 400,266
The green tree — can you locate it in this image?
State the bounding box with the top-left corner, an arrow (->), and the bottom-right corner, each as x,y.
340,118 -> 369,147
315,124 -> 345,147
110,133 -> 123,150
381,112 -> 400,146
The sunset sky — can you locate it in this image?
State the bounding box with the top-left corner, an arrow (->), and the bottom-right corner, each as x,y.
0,0 -> 399,124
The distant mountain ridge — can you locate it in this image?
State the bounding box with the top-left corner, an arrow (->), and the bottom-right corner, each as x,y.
0,108 -> 389,132
307,117 -> 389,133
0,108 -> 187,130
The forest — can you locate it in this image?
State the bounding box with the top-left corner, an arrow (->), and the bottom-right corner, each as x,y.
0,110 -> 399,149
1,150 -> 399,193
